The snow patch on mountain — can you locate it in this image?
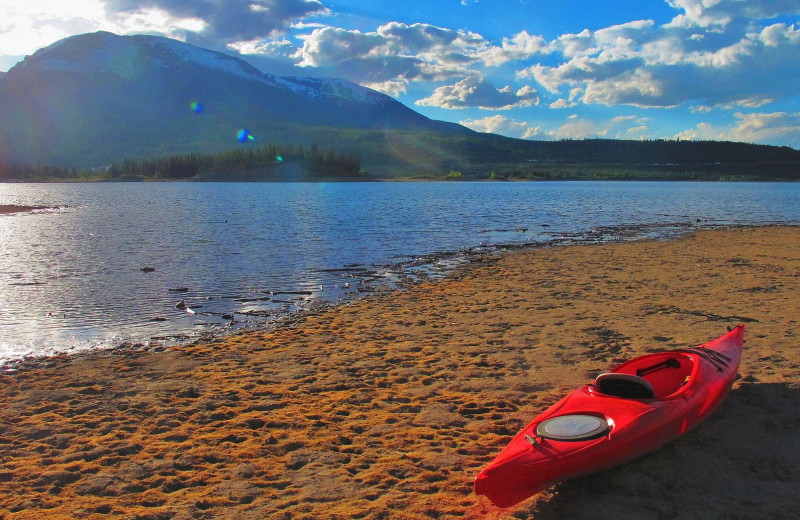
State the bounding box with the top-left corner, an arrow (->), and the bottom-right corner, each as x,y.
140,36 -> 266,82
13,32 -> 265,83
15,32 -> 148,76
275,76 -> 389,105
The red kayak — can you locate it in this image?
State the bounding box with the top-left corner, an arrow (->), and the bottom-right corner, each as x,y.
474,325 -> 745,507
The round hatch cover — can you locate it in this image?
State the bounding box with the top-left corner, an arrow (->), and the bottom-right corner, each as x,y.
535,414 -> 609,441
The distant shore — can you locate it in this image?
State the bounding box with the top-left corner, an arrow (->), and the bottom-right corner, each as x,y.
2,173 -> 799,183
1,226 -> 799,519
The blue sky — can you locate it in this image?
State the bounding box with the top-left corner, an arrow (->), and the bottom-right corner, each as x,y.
2,0 -> 800,147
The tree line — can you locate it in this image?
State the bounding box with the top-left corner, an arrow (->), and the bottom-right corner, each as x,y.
107,142 -> 361,180
0,142 -> 361,181
0,160 -> 78,180
3,134 -> 799,181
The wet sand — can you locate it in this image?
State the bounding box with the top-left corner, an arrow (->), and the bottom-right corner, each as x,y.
1,226 -> 799,519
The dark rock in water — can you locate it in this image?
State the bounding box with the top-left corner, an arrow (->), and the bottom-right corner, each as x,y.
169,287 -> 189,292
175,300 -> 186,310
140,266 -> 156,273
235,309 -> 271,317
221,314 -> 234,320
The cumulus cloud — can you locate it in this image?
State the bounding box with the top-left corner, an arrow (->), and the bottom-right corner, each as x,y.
479,30 -> 549,66
516,18 -> 800,110
549,87 -> 583,109
675,111 -> 800,146
289,22 -> 489,92
545,114 -> 652,140
549,99 -> 574,109
487,115 -> 649,142
0,0 -> 216,64
547,117 -> 610,140
459,115 -> 541,139
673,122 -> 718,141
416,76 -> 538,110
667,0 -> 800,28
362,78 -> 408,97
104,0 -> 327,42
228,38 -> 296,58
728,111 -> 800,142
627,124 -> 649,136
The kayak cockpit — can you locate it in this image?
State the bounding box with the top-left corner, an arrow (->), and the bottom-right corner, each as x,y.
595,373 -> 654,398
595,352 -> 697,399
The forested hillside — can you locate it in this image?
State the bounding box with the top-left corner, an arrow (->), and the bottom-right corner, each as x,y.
2,130 -> 798,181
0,142 -> 360,181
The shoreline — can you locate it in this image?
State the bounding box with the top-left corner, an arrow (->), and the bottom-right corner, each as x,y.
1,226 -> 799,519
3,177 -> 800,184
1,220 -> 764,372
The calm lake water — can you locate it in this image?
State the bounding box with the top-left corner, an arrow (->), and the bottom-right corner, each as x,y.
1,181 -> 798,364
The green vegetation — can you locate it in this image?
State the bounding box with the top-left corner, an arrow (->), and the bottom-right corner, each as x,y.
106,142 -> 361,181
0,142 -> 361,181
0,161 -> 80,181
243,127 -> 800,181
2,129 -> 799,182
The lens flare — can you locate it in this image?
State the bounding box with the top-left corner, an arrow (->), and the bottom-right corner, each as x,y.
276,155 -> 283,162
190,101 -> 204,113
236,129 -> 255,142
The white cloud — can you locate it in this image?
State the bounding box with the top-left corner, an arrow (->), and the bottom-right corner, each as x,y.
666,0 -> 800,28
582,68 -> 666,106
416,76 -> 539,110
291,22 -> 489,86
515,16 -> 800,110
459,115 -> 541,139
479,30 -> 549,66
0,1 -> 105,56
362,78 -> 409,97
546,114 -> 651,140
550,99 -> 576,108
627,124 -> 649,135
675,111 -> 800,145
104,0 -> 327,42
547,117 -> 610,140
228,38 -> 296,57
0,0 -> 211,66
728,111 -> 800,143
674,122 -> 717,141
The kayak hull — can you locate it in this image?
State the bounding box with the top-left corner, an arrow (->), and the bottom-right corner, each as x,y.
474,325 -> 745,508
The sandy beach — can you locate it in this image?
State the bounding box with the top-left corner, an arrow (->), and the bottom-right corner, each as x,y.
1,225 -> 799,519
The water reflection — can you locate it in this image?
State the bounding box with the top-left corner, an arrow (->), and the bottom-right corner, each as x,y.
1,181 -> 798,362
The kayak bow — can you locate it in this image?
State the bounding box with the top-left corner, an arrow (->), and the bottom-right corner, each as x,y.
474,325 -> 745,508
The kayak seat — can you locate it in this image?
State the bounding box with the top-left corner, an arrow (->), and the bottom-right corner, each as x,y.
595,373 -> 655,399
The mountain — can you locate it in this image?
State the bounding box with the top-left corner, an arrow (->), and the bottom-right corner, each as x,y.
0,32 -> 472,167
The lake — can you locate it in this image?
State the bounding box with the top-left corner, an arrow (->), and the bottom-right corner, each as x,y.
1,181 -> 798,364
